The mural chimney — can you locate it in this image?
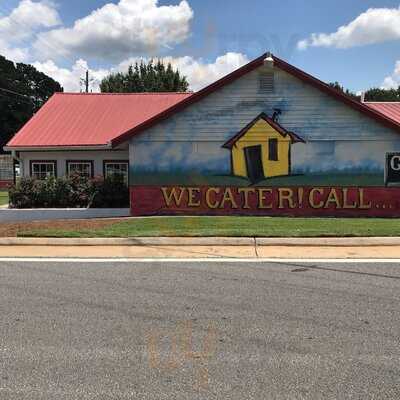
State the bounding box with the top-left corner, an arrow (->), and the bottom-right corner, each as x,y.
272,108 -> 282,122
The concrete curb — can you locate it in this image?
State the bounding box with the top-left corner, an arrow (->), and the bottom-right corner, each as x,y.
255,237 -> 400,246
0,208 -> 130,222
0,237 -> 255,246
1,237 -> 400,247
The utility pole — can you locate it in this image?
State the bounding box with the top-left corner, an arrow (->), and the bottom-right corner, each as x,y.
85,70 -> 89,93
81,70 -> 90,93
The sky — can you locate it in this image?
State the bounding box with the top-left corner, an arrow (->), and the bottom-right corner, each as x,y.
1,0 -> 400,93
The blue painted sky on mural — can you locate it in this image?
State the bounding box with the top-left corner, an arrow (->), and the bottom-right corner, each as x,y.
1,0 -> 400,92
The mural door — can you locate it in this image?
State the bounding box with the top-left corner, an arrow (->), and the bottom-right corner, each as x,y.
244,145 -> 264,183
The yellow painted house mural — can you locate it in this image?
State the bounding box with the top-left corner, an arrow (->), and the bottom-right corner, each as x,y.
222,113 -> 305,183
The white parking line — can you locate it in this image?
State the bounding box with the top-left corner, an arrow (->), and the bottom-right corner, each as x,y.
0,257 -> 399,263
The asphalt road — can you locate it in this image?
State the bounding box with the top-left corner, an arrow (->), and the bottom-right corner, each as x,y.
0,260 -> 400,399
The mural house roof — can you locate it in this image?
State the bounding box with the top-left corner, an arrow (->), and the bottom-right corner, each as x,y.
222,113 -> 305,149
5,92 -> 191,149
364,102 -> 400,124
110,53 -> 400,147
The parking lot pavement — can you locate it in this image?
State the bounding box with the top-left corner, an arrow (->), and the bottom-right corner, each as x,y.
0,260 -> 400,399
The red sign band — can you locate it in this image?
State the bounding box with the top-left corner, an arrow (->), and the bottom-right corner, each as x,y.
130,186 -> 400,217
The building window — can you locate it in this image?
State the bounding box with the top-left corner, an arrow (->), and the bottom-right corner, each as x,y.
268,138 -> 278,161
67,161 -> 93,178
30,161 -> 57,180
104,161 -> 129,184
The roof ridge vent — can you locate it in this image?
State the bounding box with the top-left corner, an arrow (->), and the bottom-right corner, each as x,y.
264,53 -> 274,68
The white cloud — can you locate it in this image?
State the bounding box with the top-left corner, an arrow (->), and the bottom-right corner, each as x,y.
0,1 -> 244,92
162,53 -> 250,91
382,60 -> 400,89
34,0 -> 193,62
118,53 -> 250,91
298,6 -> 400,50
33,59 -> 109,92
0,0 -> 60,62
0,0 -> 60,41
32,52 -> 249,92
0,41 -> 29,63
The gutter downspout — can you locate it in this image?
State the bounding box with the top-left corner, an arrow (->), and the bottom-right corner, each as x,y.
11,150 -> 23,181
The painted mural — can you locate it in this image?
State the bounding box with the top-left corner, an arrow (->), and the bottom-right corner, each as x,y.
129,108 -> 400,216
128,59 -> 400,216
222,113 -> 305,183
130,107 -> 393,189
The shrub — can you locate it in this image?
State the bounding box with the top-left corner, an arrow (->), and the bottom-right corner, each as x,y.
9,178 -> 36,209
91,175 -> 130,208
66,173 -> 98,208
8,174 -> 129,209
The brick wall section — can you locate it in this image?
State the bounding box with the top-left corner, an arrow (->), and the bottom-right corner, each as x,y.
0,180 -> 11,189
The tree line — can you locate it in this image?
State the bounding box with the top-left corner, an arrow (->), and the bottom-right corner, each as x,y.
329,81 -> 400,102
99,60 -> 189,93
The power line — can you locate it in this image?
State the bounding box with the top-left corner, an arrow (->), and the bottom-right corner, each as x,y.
0,89 -> 34,105
0,87 -> 32,100
0,94 -> 33,106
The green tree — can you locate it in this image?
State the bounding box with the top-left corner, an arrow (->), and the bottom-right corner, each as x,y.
100,60 -> 189,93
329,81 -> 400,102
364,87 -> 400,102
328,81 -> 360,100
0,55 -> 63,152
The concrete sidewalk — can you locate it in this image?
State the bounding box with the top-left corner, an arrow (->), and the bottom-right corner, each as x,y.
1,237 -> 400,259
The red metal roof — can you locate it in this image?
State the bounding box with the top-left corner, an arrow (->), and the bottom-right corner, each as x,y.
7,56 -> 400,150
364,102 -> 400,124
7,92 -> 191,148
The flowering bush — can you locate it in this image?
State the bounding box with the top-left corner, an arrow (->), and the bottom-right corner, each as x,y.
9,174 -> 129,209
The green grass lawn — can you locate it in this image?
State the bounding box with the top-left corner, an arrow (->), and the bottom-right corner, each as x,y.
18,216 -> 400,238
0,191 -> 9,206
